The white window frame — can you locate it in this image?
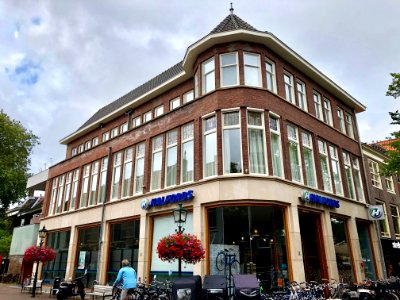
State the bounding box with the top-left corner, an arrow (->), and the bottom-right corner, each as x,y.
111,152 -> 122,200
390,205 -> 400,238
222,110 -> 243,174
287,124 -> 303,183
202,57 -> 215,94
85,141 -> 91,150
284,72 -> 295,104
49,177 -> 58,216
92,137 -> 99,147
337,108 -> 346,134
269,113 -> 284,178
220,52 -> 238,87
155,105 -> 164,118
368,159 -> 382,188
120,122 -> 128,133
111,127 -> 119,138
78,144 -> 84,153
323,98 -> 333,126
88,161 -> 99,206
181,123 -> 194,183
63,172 -> 72,212
170,97 -> 180,110
122,148 -> 133,197
203,114 -> 218,178
134,143 -> 145,194
352,157 -> 365,202
165,129 -> 178,187
98,157 -> 108,204
70,169 -> 79,211
318,139 -> 332,193
183,90 -> 194,104
265,58 -> 277,93
144,111 -> 152,123
102,132 -> 110,142
313,92 -> 323,121
345,112 -> 355,139
56,175 -> 64,214
302,131 -> 317,188
247,109 -> 267,175
329,145 -> 343,196
71,148 -> 77,156
377,201 -> 390,238
244,52 -> 261,87
80,165 -> 90,208
297,80 -> 307,111
151,135 -> 163,191
386,176 -> 395,193
343,152 -> 356,200
132,116 -> 141,128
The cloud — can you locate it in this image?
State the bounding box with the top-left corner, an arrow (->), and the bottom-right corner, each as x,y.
5,57 -> 41,85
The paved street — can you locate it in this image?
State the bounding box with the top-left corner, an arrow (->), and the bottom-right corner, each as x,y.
0,283 -> 57,300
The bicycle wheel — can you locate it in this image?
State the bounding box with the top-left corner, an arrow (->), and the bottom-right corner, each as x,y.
230,259 -> 240,275
216,252 -> 226,271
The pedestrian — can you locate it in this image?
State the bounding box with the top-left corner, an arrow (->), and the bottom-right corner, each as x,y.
114,259 -> 137,300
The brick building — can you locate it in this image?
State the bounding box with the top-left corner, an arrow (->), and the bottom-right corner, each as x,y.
40,11 -> 383,286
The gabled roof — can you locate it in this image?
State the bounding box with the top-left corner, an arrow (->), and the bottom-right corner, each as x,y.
374,138 -> 400,152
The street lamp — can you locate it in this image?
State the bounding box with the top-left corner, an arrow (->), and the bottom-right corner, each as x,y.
173,203 -> 187,276
31,226 -> 48,297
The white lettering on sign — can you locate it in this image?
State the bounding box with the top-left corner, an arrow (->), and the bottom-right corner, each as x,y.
392,241 -> 400,249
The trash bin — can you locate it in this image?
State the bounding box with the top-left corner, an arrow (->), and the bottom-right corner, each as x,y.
202,275 -> 228,300
173,276 -> 202,300
233,274 -> 261,299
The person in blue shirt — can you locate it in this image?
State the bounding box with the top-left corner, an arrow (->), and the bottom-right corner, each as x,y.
113,259 -> 137,300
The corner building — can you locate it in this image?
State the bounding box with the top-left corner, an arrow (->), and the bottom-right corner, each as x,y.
41,12 -> 383,287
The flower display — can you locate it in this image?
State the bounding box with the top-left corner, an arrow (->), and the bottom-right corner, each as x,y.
157,232 -> 205,264
23,245 -> 56,263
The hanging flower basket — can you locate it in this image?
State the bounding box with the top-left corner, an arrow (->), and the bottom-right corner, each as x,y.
157,232 -> 205,264
23,245 -> 56,263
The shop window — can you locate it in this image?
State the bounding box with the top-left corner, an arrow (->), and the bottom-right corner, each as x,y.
244,52 -> 261,87
43,231 -> 71,283
313,92 -> 323,121
356,222 -> 376,280
386,176 -> 395,193
63,172 -> 72,212
248,110 -> 266,174
122,148 -> 133,197
220,52 -> 238,87
223,111 -> 242,174
323,98 -> 333,126
102,132 -> 110,142
183,90 -> 194,104
208,206 -> 288,290
88,161 -> 99,206
343,152 -> 356,200
330,217 -> 354,283
284,72 -> 295,104
134,143 -> 145,194
151,135 -> 163,191
352,157 -> 365,202
368,159 -> 382,188
111,152 -> 122,200
56,175 -> 65,214
203,115 -> 217,178
377,201 -> 390,238
80,165 -> 90,208
76,227 -> 100,285
269,114 -> 283,178
390,205 -> 400,238
202,57 -> 215,94
287,124 -> 302,183
329,145 -> 343,196
297,81 -> 307,111
165,130 -> 178,187
70,169 -> 80,211
170,97 -> 180,110
107,221 -> 140,284
265,59 -> 277,93
318,140 -> 332,193
181,123 -> 194,183
98,157 -> 108,204
337,108 -> 346,134
302,131 -> 316,188
345,113 -> 355,139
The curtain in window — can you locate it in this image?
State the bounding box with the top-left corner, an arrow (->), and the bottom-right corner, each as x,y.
320,157 -> 331,192
345,166 -> 355,199
204,132 -> 217,177
331,160 -> 343,195
135,158 -> 144,193
303,148 -> 316,187
271,133 -> 283,177
223,129 -> 241,173
289,142 -> 301,181
151,152 -> 162,190
353,169 -> 364,201
248,128 -> 266,174
166,146 -> 177,186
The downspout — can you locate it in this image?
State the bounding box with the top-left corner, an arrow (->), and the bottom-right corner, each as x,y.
96,147 -> 112,283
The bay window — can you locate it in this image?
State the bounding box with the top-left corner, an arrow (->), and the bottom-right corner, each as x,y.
265,59 -> 277,93
269,114 -> 283,177
244,52 -> 261,87
202,57 -> 215,94
203,115 -> 217,178
220,52 -> 238,87
223,111 -> 242,174
247,110 -> 266,174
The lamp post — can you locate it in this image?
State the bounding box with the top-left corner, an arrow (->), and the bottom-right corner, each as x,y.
173,203 -> 187,277
31,226 -> 48,297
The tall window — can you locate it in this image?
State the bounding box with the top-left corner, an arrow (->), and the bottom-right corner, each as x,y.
302,132 -> 316,188
223,111 -> 242,174
56,175 -> 64,214
377,201 -> 390,238
181,123 -> 194,182
165,130 -> 178,187
122,148 -> 133,197
284,72 -> 295,103
244,52 -> 261,87
151,135 -> 163,191
345,112 -> 355,138
194,69 -> 200,98
318,140 -> 332,192
337,108 -> 345,133
368,159 -> 382,188
297,81 -> 307,111
98,157 -> 108,204
248,111 -> 266,174
323,98 -> 333,126
343,152 -> 355,200
88,161 -> 99,206
386,176 -> 395,193
329,145 -> 343,195
134,143 -> 145,194
80,165 -> 90,207
111,152 -> 122,200
287,124 -> 302,183
49,178 -> 58,215
202,57 -> 215,94
63,172 -> 72,212
352,157 -> 365,202
203,115 -> 217,178
313,92 -> 323,121
70,169 -> 79,211
220,52 -> 238,87
265,59 -> 277,93
390,205 -> 400,238
269,114 -> 283,177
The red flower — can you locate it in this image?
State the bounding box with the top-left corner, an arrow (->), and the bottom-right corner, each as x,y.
23,246 -> 56,263
157,232 -> 205,264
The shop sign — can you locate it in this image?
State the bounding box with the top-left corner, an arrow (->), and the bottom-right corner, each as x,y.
301,191 -> 340,208
141,190 -> 194,210
367,205 -> 385,220
392,242 -> 400,249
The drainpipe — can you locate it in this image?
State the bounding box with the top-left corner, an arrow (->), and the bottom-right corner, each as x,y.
96,147 -> 112,283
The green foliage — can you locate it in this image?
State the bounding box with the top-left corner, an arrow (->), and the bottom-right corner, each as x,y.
0,110 -> 39,213
387,73 -> 400,126
0,213 -> 12,256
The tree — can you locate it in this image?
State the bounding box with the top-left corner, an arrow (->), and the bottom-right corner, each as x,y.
381,73 -> 400,176
0,216 -> 12,256
0,110 -> 39,213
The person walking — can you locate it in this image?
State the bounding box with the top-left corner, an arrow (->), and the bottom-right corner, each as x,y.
114,259 -> 137,300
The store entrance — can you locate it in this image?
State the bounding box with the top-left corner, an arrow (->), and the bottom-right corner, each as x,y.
299,211 -> 327,282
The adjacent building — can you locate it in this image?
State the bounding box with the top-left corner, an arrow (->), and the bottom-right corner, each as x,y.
40,11 -> 384,287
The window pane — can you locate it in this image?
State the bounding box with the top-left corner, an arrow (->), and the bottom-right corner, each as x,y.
165,146 -> 177,187
248,128 -> 266,174
204,132 -> 217,177
182,140 -> 194,182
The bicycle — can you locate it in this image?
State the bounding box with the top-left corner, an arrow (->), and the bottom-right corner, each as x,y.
215,248 -> 240,275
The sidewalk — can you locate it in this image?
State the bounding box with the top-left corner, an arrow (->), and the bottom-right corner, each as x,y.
0,283 -> 54,300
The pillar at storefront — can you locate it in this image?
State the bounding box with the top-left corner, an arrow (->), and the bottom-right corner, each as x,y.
321,210 -> 339,281
191,203 -> 204,276
347,217 -> 364,282
287,204 -> 305,282
136,212 -> 149,281
64,225 -> 78,281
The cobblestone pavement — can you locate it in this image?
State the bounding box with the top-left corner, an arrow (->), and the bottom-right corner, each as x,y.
0,283 -> 55,300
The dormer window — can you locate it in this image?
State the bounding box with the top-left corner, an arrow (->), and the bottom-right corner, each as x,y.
244,52 -> 261,87
202,57 -> 215,94
220,52 -> 238,87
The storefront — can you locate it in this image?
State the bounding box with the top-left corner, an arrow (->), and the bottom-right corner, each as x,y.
381,239 -> 400,277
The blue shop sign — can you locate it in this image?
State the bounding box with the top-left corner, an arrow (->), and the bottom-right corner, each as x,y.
141,190 -> 194,210
301,191 -> 340,208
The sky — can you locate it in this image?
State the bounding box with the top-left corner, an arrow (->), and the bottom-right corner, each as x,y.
1,0 -> 399,174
